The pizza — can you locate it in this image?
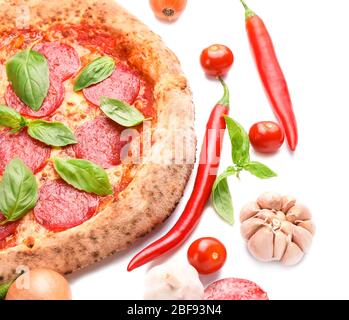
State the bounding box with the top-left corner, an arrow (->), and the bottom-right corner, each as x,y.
0,0 -> 195,283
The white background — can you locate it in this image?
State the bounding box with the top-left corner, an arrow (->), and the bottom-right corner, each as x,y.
68,0 -> 349,300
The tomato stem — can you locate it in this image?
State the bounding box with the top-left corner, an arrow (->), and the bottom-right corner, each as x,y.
218,77 -> 230,108
162,8 -> 175,17
240,0 -> 255,19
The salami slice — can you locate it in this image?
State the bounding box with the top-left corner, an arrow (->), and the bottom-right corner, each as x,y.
34,42 -> 81,81
34,180 -> 99,232
73,116 -> 127,169
0,129 -> 51,175
5,74 -> 64,118
204,278 -> 269,300
83,62 -> 141,106
0,214 -> 19,249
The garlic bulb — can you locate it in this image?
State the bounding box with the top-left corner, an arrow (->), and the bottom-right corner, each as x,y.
240,192 -> 315,266
144,260 -> 204,300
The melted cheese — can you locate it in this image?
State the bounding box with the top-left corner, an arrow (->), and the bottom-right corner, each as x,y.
0,65 -> 8,104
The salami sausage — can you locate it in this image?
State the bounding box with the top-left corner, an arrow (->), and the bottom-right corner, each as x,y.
34,42 -> 81,81
0,129 -> 50,175
34,180 -> 99,232
204,278 -> 269,300
73,117 -> 128,169
5,74 -> 64,118
83,62 -> 140,106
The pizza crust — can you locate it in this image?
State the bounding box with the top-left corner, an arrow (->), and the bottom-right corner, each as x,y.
0,0 -> 195,283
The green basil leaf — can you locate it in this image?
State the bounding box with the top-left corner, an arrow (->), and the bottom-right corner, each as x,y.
0,158 -> 38,222
6,49 -> 49,111
0,281 -> 12,300
53,158 -> 113,196
224,116 -> 250,167
74,56 -> 115,91
212,167 -> 236,225
27,120 -> 77,147
100,97 -> 145,127
0,105 -> 27,129
244,161 -> 277,179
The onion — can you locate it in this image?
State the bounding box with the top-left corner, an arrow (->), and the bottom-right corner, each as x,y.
6,268 -> 72,300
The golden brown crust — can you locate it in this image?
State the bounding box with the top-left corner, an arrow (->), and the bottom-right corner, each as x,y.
0,0 -> 195,283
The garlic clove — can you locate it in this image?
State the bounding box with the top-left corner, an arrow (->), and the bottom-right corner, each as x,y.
280,221 -> 294,236
257,192 -> 282,210
292,226 -> 313,253
286,204 -> 312,222
240,202 -> 261,222
281,195 -> 297,213
247,228 -> 274,262
273,231 -> 287,261
256,209 -> 276,222
240,218 -> 265,241
281,242 -> 304,266
275,211 -> 286,221
297,220 -> 316,235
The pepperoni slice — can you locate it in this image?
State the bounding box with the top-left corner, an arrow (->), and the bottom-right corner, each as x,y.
204,278 -> 269,300
34,180 -> 99,232
5,74 -> 64,118
34,42 -> 81,81
73,117 -> 127,169
83,62 -> 141,106
0,214 -> 19,250
0,129 -> 50,175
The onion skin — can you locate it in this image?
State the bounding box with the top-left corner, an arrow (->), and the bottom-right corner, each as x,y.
6,268 -> 72,300
149,0 -> 187,22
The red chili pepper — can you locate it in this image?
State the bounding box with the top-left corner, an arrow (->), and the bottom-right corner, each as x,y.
240,0 -> 298,151
127,79 -> 230,271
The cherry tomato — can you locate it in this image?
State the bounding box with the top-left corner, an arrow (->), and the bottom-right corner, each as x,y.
249,121 -> 285,153
187,237 -> 227,274
149,0 -> 187,22
200,44 -> 234,77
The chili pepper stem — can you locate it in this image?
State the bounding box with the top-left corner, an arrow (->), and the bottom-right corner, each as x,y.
239,0 -> 255,19
218,77 -> 230,108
